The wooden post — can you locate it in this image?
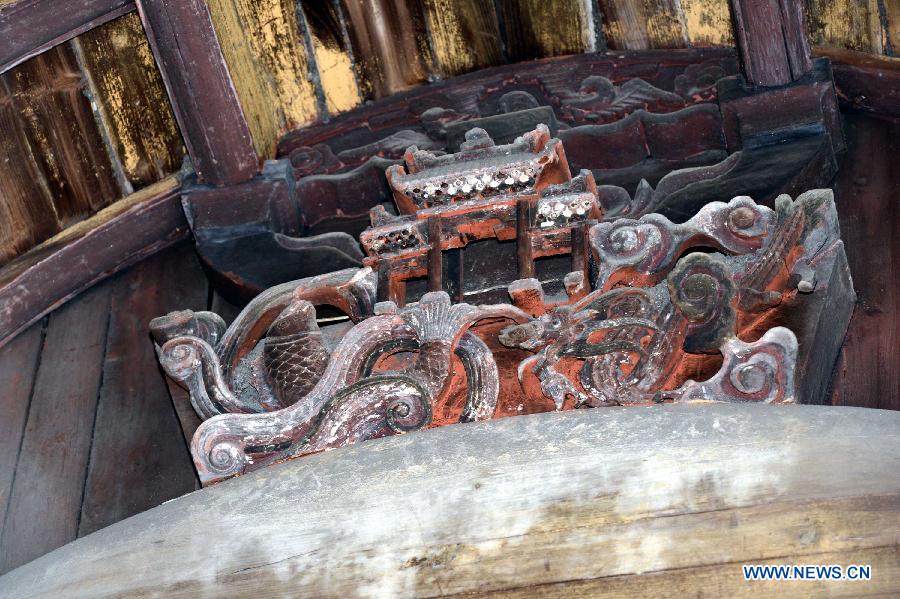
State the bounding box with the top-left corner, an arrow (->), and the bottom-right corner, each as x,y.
135,0 -> 259,186
426,216 -> 442,293
730,0 -> 813,87
516,199 -> 535,279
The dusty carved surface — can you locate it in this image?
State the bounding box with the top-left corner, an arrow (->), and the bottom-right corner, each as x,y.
153,127 -> 851,485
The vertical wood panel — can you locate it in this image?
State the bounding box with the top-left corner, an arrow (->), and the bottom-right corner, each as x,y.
299,0 -> 362,115
0,322 -> 43,538
807,0 -> 884,53
78,245 -> 203,537
832,116 -> 899,411
682,0 -> 734,46
207,0 -> 319,156
73,12 -> 185,190
0,80 -> 58,266
422,0 -> 504,76
340,0 -> 432,99
884,0 -> 899,54
0,283 -> 111,574
3,46 -> 121,225
499,0 -> 594,60
599,0 -> 689,50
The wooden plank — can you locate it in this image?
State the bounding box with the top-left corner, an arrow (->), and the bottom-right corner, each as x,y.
832,115 -> 899,411
597,0 -> 688,50
422,0 -> 504,76
1,405 -> 898,595
814,47 -> 900,116
681,0 -> 734,46
78,245 -> 204,537
339,0 -> 432,99
135,0 -> 259,186
499,0 -> 596,59
298,0 -> 362,115
886,0 -> 899,55
0,78 -> 58,265
0,322 -> 43,538
206,0 -> 319,158
0,175 -> 189,351
731,0 -> 813,86
0,282 -> 111,574
807,0 -> 884,54
72,12 -> 185,190
3,45 -> 121,224
0,0 -> 134,75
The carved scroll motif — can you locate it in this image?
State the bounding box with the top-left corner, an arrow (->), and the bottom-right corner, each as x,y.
154,126 -> 848,486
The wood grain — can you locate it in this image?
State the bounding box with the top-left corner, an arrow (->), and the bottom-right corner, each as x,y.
0,283 -> 111,574
0,322 -> 43,539
78,245 -> 203,537
299,0 -> 362,115
206,0 -> 319,157
0,0 -> 134,74
0,79 -> 58,265
0,175 -> 188,351
135,0 -> 259,185
499,0 -> 595,60
73,12 -> 185,189
598,0 -> 688,50
807,0 -> 884,54
832,115 -> 899,411
2,45 -> 121,225
681,0 -> 734,46
423,0 -> 503,76
340,0 -> 432,99
0,405 -> 897,595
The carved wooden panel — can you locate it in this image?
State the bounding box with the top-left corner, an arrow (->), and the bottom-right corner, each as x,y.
157,126 -> 852,486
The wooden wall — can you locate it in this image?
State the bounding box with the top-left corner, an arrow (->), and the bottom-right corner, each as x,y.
0,1 -> 898,268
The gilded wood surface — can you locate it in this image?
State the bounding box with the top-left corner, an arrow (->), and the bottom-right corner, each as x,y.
207,0 -> 320,158
2,45 -> 120,225
599,0 -> 689,50
73,12 -> 184,189
298,0 -> 362,115
423,0 -> 504,76
682,0 -> 734,46
499,0 -> 594,60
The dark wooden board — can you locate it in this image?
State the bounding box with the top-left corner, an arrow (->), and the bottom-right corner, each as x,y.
0,282 -> 112,574
0,0 -> 134,74
0,78 -> 59,265
0,322 -> 43,537
832,115 -> 900,411
0,175 -> 189,352
78,244 -> 205,537
2,44 -> 121,223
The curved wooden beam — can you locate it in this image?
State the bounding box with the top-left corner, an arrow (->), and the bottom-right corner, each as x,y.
1,404 -> 897,596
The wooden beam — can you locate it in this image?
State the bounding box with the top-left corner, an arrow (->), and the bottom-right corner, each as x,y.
814,47 -> 900,117
730,0 -> 813,86
135,0 -> 259,186
0,175 -> 189,350
0,0 -> 134,75
0,405 -> 898,595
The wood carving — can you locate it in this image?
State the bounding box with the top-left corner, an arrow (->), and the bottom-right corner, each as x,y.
155,127 -> 853,486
